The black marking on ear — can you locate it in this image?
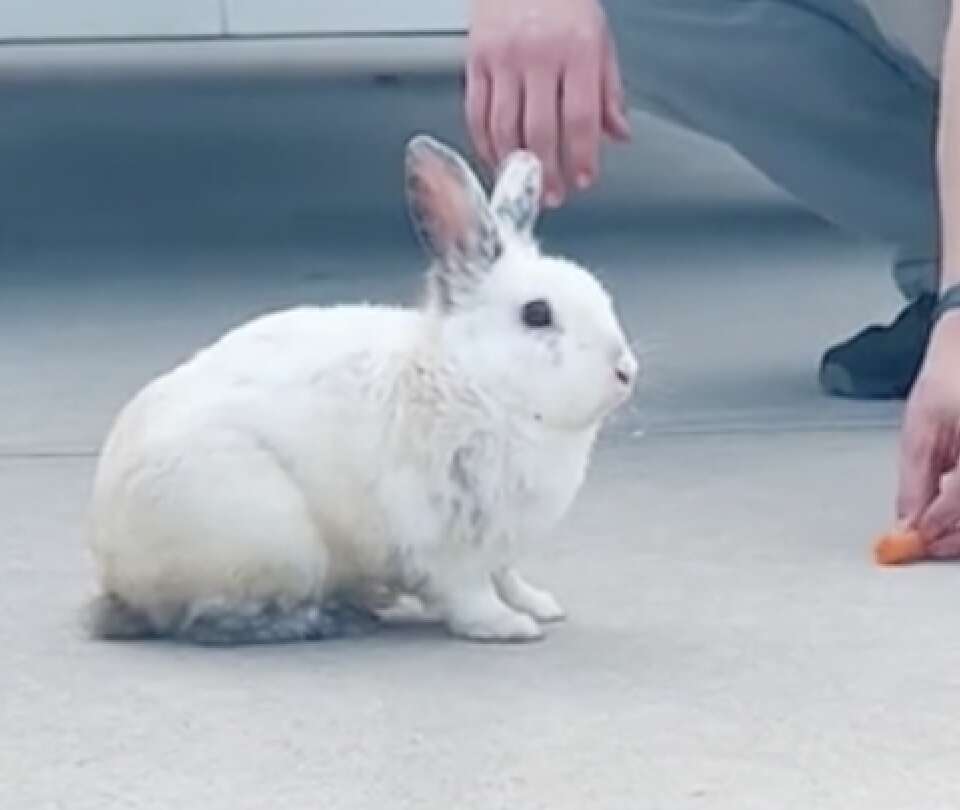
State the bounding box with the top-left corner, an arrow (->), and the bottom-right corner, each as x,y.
476,214 -> 505,265
405,135 -> 504,310
492,151 -> 542,236
428,268 -> 455,311
495,195 -> 537,236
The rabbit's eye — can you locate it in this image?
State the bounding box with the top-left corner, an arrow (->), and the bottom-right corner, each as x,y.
521,299 -> 553,329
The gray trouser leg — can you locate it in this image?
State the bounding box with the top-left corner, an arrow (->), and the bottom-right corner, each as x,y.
606,0 -> 941,297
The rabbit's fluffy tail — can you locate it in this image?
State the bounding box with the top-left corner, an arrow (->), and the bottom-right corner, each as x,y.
83,593 -> 380,645
84,593 -> 157,640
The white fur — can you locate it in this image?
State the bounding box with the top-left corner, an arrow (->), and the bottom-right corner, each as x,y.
87,137 -> 637,643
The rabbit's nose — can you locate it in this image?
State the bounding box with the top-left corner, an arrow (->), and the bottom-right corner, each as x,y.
614,349 -> 638,386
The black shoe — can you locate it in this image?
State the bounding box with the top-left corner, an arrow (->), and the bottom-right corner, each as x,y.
819,294 -> 936,399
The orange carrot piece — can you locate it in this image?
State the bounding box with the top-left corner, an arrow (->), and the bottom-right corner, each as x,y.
874,530 -> 927,566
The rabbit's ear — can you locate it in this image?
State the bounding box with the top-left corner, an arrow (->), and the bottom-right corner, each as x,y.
491,151 -> 542,238
405,135 -> 502,308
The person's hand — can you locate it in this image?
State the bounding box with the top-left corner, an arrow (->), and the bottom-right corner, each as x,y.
897,311 -> 960,557
466,0 -> 632,208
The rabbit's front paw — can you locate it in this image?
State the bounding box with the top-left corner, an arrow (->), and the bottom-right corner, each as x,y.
443,588 -> 543,643
494,568 -> 566,623
449,609 -> 543,642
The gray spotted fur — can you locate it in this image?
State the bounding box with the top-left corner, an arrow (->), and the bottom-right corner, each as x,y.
446,443 -> 491,547
492,152 -> 541,236
86,594 -> 380,646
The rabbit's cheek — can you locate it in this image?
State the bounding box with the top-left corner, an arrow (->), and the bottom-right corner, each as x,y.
544,334 -> 564,367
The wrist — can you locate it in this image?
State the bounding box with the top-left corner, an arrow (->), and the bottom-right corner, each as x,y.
936,307 -> 960,332
933,281 -> 960,324
929,301 -> 960,362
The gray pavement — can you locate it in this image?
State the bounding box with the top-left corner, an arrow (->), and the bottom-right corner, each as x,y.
2,76 -> 957,809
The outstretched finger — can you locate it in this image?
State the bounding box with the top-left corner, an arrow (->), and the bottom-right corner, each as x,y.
489,69 -> 523,166
928,529 -> 960,559
560,50 -> 602,192
918,468 -> 960,542
896,418 -> 941,524
601,35 -> 631,141
465,62 -> 495,168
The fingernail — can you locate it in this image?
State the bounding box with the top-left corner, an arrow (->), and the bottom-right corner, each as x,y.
576,172 -> 592,191
545,191 -> 564,208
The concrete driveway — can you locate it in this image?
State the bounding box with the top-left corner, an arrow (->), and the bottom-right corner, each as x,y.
2,75 -> 956,809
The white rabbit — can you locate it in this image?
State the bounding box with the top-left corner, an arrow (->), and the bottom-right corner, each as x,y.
85,135 -> 637,645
